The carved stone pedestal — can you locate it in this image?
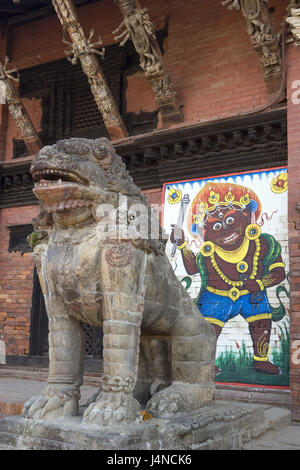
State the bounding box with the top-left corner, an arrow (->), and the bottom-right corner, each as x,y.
0,401 -> 289,450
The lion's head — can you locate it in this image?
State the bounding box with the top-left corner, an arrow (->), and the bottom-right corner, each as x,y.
30,137 -> 143,226
30,137 -> 166,254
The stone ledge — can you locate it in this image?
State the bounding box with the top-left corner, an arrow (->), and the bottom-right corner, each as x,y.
0,401 -> 291,450
215,383 -> 291,407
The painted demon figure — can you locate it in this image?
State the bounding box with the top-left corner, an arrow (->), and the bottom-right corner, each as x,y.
171,182 -> 286,375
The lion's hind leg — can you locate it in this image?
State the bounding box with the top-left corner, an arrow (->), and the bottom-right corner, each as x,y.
146,299 -> 216,418
149,338 -> 172,397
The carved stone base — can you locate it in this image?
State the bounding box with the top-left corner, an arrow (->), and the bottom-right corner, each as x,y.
0,401 -> 290,450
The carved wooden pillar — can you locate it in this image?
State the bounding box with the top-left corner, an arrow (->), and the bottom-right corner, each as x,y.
114,0 -> 183,126
0,29 -> 9,163
221,0 -> 282,95
0,82 -> 9,162
287,2 -> 300,44
0,57 -> 42,156
51,0 -> 128,141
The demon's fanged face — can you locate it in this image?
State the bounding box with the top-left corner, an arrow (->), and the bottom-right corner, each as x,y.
204,207 -> 251,250
189,182 -> 261,250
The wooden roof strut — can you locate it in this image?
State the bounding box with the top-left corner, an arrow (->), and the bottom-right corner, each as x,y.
0,56 -> 42,155
52,0 -> 128,141
114,0 -> 183,126
221,1 -> 282,96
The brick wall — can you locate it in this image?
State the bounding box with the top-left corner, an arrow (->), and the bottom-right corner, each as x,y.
143,188 -> 163,206
0,206 -> 39,356
287,43 -> 300,422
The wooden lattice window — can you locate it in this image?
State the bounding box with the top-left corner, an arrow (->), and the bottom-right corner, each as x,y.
83,324 -> 103,358
8,224 -> 33,253
12,28 -> 169,157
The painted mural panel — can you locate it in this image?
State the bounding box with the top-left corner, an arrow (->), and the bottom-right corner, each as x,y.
163,167 -> 289,387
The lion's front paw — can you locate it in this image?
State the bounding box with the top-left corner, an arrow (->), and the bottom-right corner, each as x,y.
146,383 -> 194,418
82,391 -> 141,426
22,385 -> 80,420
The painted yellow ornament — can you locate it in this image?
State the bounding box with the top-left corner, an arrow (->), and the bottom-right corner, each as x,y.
208,191 -> 220,205
167,186 -> 182,204
271,172 -> 288,194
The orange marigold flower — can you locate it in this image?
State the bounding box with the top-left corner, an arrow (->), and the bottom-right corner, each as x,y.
142,411 -> 152,421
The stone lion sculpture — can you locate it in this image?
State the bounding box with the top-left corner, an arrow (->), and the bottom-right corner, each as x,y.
23,137 -> 216,426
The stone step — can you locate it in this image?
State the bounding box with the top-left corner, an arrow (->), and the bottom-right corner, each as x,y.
242,405 -> 291,442
188,404 -> 291,450
242,406 -> 294,449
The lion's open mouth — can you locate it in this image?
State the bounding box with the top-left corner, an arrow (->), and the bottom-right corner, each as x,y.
32,168 -> 89,187
32,168 -> 93,213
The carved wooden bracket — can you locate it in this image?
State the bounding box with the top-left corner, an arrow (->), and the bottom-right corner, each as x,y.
287,3 -> 300,43
0,108 -> 286,209
51,0 -> 128,141
221,1 -> 282,87
0,56 -> 42,155
114,0 -> 183,126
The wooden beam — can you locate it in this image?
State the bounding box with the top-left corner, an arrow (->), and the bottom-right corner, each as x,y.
0,56 -> 42,156
0,7 -> 26,14
114,0 -> 183,127
51,0 -> 128,141
221,1 -> 282,93
1,5 -> 53,27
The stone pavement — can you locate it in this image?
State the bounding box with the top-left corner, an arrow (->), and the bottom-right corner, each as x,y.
0,377 -> 98,407
0,377 -> 99,450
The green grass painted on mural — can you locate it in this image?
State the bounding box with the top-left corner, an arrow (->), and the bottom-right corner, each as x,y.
215,320 -> 290,387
